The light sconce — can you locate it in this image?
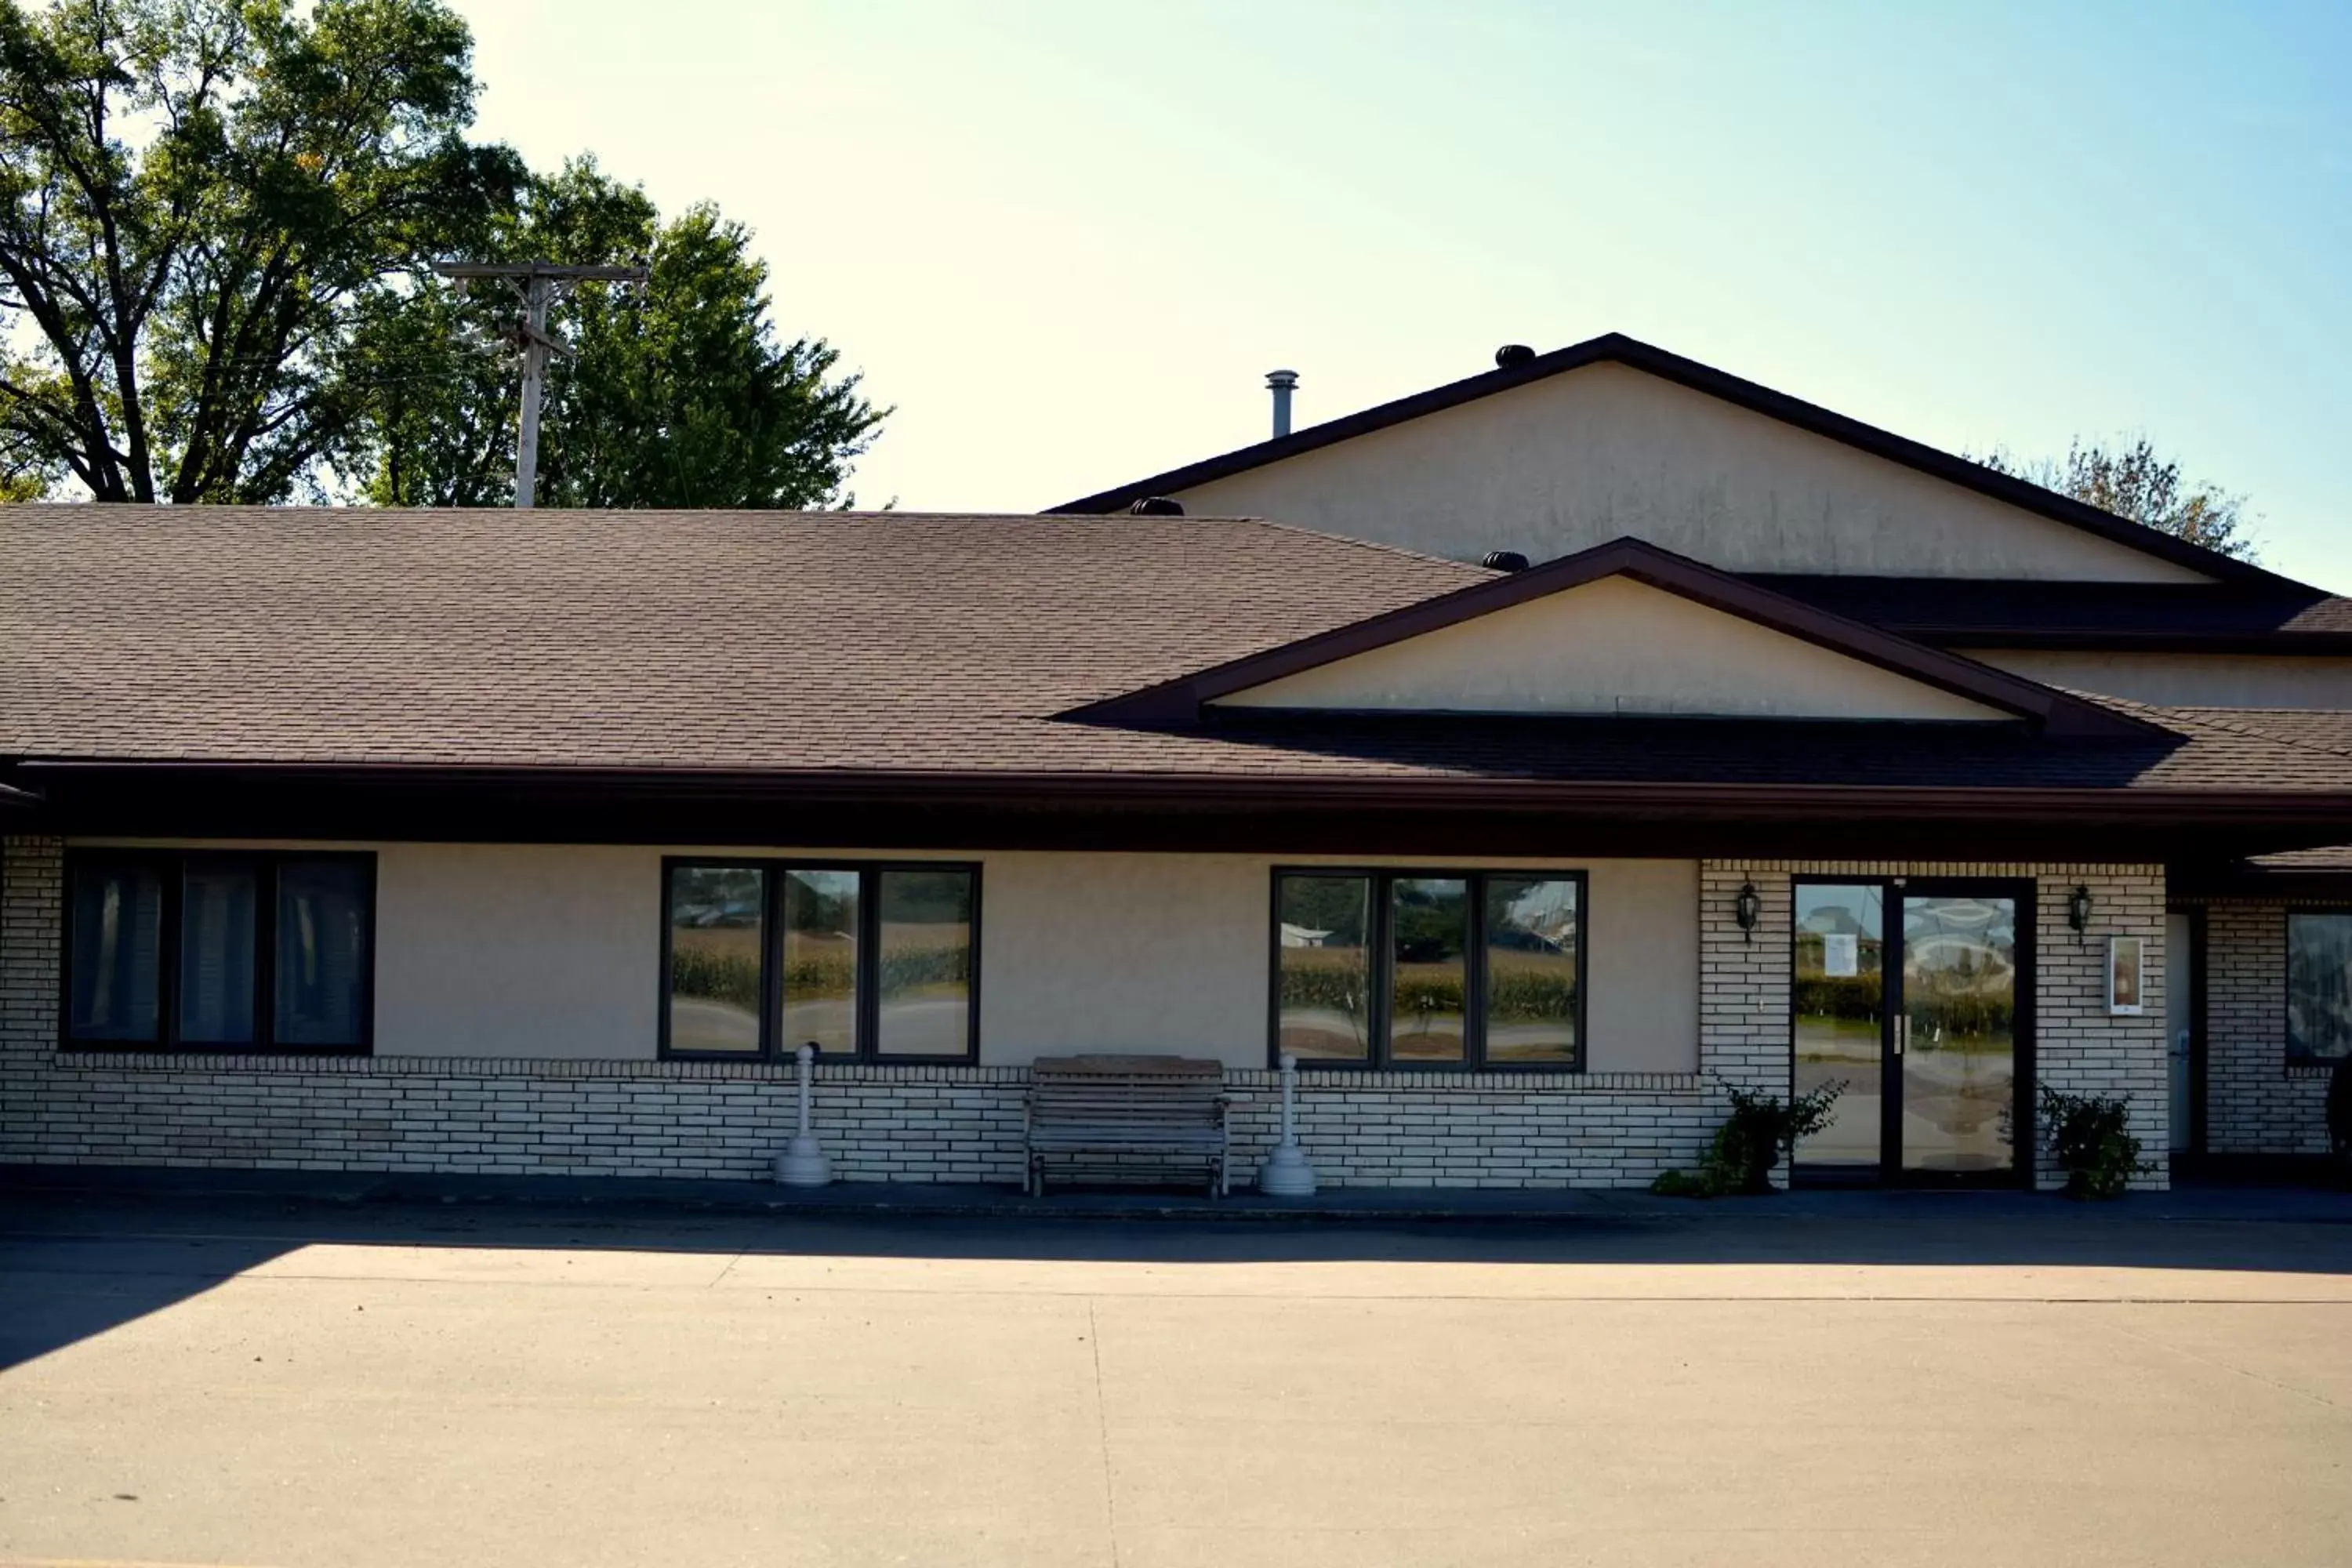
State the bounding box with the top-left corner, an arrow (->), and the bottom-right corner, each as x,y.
2067,884 -> 2094,941
1734,880 -> 1762,943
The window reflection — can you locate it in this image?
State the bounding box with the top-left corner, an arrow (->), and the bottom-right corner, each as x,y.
782,869 -> 859,1055
1276,876 -> 1373,1061
1483,877 -> 1579,1065
667,865 -> 767,1053
1389,877 -> 1468,1062
876,869 -> 973,1058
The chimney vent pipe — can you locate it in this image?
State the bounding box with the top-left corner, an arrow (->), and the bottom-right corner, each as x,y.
1265,368 -> 1298,438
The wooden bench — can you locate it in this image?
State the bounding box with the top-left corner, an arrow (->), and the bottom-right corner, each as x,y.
1024,1055 -> 1231,1197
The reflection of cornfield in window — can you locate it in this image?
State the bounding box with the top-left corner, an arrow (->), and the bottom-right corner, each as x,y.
670,938 -> 968,1012
1280,951 -> 1577,1025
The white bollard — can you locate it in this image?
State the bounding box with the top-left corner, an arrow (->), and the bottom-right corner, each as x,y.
774,1043 -> 833,1187
1257,1052 -> 1319,1198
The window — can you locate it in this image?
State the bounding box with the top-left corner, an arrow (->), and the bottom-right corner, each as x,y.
63,851 -> 375,1051
1272,869 -> 1583,1069
661,859 -> 979,1061
2287,913 -> 2352,1061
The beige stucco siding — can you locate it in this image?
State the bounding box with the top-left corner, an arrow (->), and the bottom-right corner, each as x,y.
1170,362 -> 2212,583
1212,576 -> 2004,720
71,840 -> 1700,1073
1974,650 -> 2352,710
374,844 -> 659,1058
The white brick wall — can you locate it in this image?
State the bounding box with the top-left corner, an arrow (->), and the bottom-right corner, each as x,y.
2204,902 -> 2334,1156
3,837 -> 2176,1190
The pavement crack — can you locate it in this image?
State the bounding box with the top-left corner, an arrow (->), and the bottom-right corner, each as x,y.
1088,1298 -> 1120,1568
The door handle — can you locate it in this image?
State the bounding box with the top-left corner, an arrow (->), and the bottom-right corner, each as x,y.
1893,1015 -> 1906,1056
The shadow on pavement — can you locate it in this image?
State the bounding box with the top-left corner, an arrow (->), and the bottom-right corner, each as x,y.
4,1168 -> 2350,1371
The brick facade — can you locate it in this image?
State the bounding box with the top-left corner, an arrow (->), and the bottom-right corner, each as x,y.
2203,901 -> 2334,1156
2,837 -> 2179,1190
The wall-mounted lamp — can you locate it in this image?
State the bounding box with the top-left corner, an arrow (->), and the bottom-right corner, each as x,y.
1734,880 -> 1762,942
2067,884 -> 2094,942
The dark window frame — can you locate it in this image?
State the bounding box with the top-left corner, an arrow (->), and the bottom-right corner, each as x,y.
658,856 -> 982,1064
58,847 -> 376,1055
2285,908 -> 2352,1064
1266,866 -> 1588,1073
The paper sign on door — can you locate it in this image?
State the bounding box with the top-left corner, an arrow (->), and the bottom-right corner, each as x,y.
1823,933 -> 1860,978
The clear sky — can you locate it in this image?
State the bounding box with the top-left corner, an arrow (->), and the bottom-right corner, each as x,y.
453,1 -> 2352,590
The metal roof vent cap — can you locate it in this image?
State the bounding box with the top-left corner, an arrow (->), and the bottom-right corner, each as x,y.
1494,344 -> 1536,369
1265,368 -> 1299,438
1482,550 -> 1530,572
1128,496 -> 1185,516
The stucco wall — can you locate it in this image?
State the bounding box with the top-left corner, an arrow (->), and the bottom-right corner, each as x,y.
1170,362 -> 2212,583
1214,576 -> 2003,720
1974,651 -> 2352,710
62,841 -> 1700,1073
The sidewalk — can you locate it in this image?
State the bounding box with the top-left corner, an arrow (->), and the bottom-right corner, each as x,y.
5,1160 -> 2347,1225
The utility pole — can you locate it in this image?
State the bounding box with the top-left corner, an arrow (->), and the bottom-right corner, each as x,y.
430,260 -> 648,508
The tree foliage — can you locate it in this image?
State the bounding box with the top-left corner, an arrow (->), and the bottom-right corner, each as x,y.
0,0 -> 518,502
0,2 -> 883,508
1979,437 -> 2258,561
357,159 -> 884,509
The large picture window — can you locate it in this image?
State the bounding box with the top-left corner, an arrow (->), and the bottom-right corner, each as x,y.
2287,912 -> 2352,1061
661,859 -> 979,1062
1272,869 -> 1584,1069
63,850 -> 374,1052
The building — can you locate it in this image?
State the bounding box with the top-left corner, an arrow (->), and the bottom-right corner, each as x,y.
3,336 -> 2347,1190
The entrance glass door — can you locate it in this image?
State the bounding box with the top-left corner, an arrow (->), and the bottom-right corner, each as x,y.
1897,891 -> 2021,1179
1793,880 -> 2029,1185
1792,884 -> 1886,1174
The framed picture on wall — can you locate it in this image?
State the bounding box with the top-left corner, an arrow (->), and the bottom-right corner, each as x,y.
2107,935 -> 2143,1015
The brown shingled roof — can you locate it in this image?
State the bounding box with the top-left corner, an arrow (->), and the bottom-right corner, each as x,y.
3,504 -> 2350,810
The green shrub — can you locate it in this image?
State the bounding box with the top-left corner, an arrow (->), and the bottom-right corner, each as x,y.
1650,1082 -> 1846,1198
2038,1084 -> 2147,1200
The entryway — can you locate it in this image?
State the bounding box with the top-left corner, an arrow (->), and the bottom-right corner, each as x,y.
1791,879 -> 2034,1186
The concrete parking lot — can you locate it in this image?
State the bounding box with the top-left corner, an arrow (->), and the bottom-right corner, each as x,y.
2,1187 -> 2349,1567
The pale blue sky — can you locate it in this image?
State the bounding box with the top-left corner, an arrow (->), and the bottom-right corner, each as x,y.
456,1 -> 2350,589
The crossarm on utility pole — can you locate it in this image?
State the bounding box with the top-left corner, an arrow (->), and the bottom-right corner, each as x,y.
426,259 -> 652,508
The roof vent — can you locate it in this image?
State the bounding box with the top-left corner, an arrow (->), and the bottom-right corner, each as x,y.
1494,344 -> 1536,369
1482,550 -> 1530,572
1128,496 -> 1185,517
1265,368 -> 1298,438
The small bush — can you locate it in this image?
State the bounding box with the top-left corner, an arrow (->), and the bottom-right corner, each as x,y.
1650,1082 -> 1846,1198
2038,1084 -> 2147,1200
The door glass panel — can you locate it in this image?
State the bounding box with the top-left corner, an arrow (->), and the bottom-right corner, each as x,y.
1388,877 -> 1468,1062
781,869 -> 859,1055
1792,884 -> 1884,1168
1900,894 -> 2017,1175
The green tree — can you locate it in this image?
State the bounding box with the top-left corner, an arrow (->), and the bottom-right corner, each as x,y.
0,0 -> 521,502
1978,437 -> 2258,561
358,158 -> 885,509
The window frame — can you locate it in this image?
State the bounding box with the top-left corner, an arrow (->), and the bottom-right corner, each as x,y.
658,856 -> 982,1064
1266,866 -> 1588,1073
58,847 -> 377,1055
2284,907 -> 2352,1064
